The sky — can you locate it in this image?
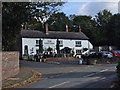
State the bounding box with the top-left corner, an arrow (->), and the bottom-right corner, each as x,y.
59,0 -> 119,17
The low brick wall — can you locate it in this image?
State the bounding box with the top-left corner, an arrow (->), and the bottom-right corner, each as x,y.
46,57 -> 76,62
2,52 -> 19,81
96,57 -> 120,64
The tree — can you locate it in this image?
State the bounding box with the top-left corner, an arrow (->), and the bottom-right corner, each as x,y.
95,9 -> 112,28
48,12 -> 71,31
72,15 -> 96,44
108,13 -> 120,48
2,2 -> 32,51
2,2 -> 64,51
47,47 -> 53,52
39,39 -> 43,53
31,2 -> 65,31
72,15 -> 95,31
56,39 -> 60,54
27,18 -> 42,30
94,9 -> 112,45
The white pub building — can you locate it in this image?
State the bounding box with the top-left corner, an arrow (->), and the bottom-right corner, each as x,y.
20,24 -> 93,57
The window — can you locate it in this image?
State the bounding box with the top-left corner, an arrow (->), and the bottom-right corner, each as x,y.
59,41 -> 63,47
24,45 -> 28,54
25,45 -> 28,50
75,41 -> 82,47
76,50 -> 81,54
36,40 -> 39,45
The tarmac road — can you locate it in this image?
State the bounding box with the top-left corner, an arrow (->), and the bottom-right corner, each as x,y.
20,60 -> 117,88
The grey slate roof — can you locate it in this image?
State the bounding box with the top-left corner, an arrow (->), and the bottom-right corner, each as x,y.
21,30 -> 89,40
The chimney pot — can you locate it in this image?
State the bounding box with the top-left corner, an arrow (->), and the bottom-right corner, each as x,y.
45,23 -> 48,34
66,25 -> 69,32
78,25 -> 81,32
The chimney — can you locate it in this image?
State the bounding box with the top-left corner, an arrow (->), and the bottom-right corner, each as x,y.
45,23 -> 48,34
66,25 -> 69,32
25,22 -> 28,30
78,25 -> 81,32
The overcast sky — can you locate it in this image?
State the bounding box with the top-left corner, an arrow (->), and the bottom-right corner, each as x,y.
60,0 -> 119,17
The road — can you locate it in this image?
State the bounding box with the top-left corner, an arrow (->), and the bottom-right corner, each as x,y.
20,60 -> 117,88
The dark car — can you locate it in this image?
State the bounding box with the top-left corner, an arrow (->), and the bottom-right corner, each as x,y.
82,51 -> 102,59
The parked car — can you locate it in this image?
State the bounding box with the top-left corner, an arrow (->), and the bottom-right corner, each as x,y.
82,51 -> 102,59
100,51 -> 113,58
82,51 -> 96,56
109,50 -> 120,57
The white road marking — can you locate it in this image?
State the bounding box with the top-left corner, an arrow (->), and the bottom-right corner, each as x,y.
48,81 -> 70,88
101,77 -> 106,80
100,69 -> 108,72
91,77 -> 100,80
83,73 -> 97,77
110,84 -> 115,88
48,68 -> 109,88
83,69 -> 109,78
91,77 -> 107,82
87,66 -> 94,67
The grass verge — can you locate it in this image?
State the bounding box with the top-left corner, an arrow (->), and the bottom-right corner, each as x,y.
2,67 -> 41,88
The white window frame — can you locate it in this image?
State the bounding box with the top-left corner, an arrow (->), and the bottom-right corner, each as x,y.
59,40 -> 63,47
76,50 -> 81,54
75,41 -> 82,47
36,40 -> 39,45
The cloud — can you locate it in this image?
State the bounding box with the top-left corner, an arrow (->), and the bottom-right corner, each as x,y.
66,0 -> 119,2
60,2 -> 84,16
77,2 -> 118,17
118,1 -> 120,13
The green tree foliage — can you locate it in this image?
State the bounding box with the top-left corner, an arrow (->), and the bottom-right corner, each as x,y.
2,2 -> 32,51
30,2 -> 65,31
47,12 -> 71,31
56,39 -> 60,53
108,14 -> 120,48
94,9 -> 112,45
72,15 -> 96,44
32,2 -> 64,23
2,2 -> 64,51
47,47 -> 53,52
27,18 -> 42,30
95,9 -> 112,27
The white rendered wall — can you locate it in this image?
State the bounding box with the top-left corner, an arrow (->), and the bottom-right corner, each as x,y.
22,38 -> 93,55
59,39 -> 93,55
22,38 -> 39,55
42,39 -> 57,53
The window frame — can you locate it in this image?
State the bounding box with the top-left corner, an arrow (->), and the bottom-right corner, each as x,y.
59,40 -> 63,47
36,40 -> 39,45
76,50 -> 81,54
75,41 -> 82,47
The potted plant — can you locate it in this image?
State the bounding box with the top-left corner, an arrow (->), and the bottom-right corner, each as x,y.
23,54 -> 29,60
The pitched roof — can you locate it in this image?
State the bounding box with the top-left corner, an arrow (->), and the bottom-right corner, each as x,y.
21,30 -> 89,40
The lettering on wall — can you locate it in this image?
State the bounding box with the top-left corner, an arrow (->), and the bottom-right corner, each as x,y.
44,40 -> 54,44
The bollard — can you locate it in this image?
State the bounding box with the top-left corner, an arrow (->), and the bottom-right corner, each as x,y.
79,59 -> 83,64
40,59 -> 42,62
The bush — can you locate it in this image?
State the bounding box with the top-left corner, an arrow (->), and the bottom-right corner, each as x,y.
83,48 -> 88,51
